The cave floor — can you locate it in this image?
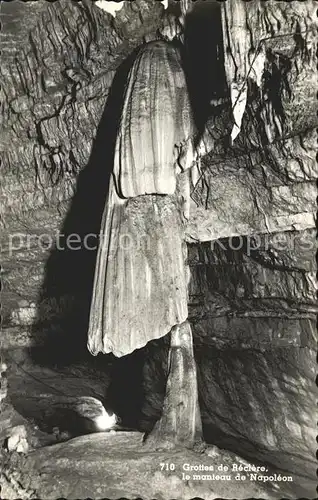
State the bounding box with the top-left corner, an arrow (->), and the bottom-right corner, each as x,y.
2,351 -> 315,499
0,431 -> 304,500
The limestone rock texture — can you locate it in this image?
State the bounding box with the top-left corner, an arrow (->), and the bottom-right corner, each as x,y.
6,432 -> 288,500
0,0 -> 317,498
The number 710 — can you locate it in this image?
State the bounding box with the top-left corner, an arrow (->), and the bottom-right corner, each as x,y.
160,463 -> 176,471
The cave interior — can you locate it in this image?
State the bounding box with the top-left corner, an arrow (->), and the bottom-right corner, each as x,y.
0,0 -> 316,499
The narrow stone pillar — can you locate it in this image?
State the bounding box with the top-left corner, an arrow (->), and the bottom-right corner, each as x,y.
144,320 -> 202,450
0,360 -> 8,412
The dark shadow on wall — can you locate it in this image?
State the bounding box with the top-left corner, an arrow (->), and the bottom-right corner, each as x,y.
30,45 -> 160,430
30,49 -> 140,368
182,1 -> 226,138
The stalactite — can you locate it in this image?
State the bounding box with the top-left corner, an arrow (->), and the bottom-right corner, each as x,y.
221,0 -> 266,143
180,0 -> 193,17
87,41 -> 198,358
220,0 -> 315,144
0,362 -> 8,411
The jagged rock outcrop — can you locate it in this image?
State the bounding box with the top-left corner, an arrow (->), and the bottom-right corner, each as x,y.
220,1 -> 316,143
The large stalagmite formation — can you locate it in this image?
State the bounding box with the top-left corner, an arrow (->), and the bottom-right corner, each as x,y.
143,321 -> 202,450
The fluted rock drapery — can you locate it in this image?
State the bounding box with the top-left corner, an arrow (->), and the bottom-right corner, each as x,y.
113,41 -> 196,198
87,177 -> 189,357
88,41 -> 196,358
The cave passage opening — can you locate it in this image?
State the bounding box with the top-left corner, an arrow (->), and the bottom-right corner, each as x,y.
182,0 -> 227,136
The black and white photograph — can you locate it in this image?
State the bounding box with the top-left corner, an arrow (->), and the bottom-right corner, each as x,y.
0,0 -> 316,498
